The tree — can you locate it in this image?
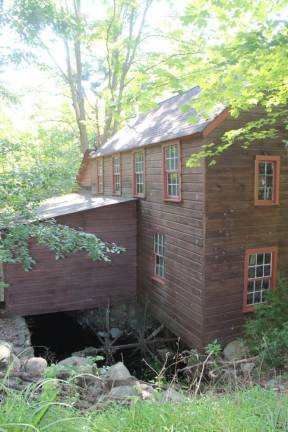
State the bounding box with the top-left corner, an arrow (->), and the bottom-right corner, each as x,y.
9,0 -> 179,151
171,0 -> 288,165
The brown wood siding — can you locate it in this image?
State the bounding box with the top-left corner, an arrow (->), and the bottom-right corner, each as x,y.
3,202 -> 137,316
138,138 -> 206,348
204,113 -> 288,345
81,138 -> 207,348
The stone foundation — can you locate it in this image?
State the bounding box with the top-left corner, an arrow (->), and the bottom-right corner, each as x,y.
0,317 -> 33,359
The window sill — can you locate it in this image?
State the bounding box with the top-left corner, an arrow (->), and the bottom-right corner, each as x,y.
163,197 -> 182,203
151,276 -> 166,285
134,194 -> 145,199
255,201 -> 279,207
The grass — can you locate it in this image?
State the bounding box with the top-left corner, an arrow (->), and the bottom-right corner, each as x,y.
0,385 -> 287,431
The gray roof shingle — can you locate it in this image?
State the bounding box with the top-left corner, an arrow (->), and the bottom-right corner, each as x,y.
94,87 -> 225,157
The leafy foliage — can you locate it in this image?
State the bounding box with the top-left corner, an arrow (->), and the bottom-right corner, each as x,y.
176,0 -> 288,165
0,103 -> 123,280
244,278 -> 288,368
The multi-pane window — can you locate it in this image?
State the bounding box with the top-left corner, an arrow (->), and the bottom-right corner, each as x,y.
243,247 -> 278,312
133,151 -> 145,197
112,155 -> 121,194
255,156 -> 280,205
163,143 -> 181,201
97,158 -> 104,193
154,234 -> 165,279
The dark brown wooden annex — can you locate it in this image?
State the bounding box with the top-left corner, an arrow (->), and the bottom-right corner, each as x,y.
1,194 -> 137,317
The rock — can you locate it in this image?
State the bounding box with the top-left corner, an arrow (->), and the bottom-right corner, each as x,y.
135,382 -> 154,400
56,356 -> 93,379
72,347 -> 99,357
162,387 -> 187,403
10,354 -> 21,374
57,356 -> 93,370
74,399 -> 93,410
110,328 -> 123,339
265,378 -> 285,391
109,384 -> 138,400
0,342 -> 12,369
240,362 -> 255,374
4,377 -> 24,390
103,362 -> 132,385
86,382 -> 105,402
25,357 -> 47,377
223,340 -> 248,361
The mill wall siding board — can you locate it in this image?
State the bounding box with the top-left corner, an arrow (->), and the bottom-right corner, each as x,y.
3,202 -> 137,316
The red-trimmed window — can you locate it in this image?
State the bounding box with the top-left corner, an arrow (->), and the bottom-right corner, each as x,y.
255,156 -> 280,205
243,247 -> 278,313
112,154 -> 121,195
154,234 -> 165,280
163,142 -> 181,201
133,150 -> 145,197
97,158 -> 104,193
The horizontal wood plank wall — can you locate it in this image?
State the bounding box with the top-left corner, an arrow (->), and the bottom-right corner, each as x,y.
4,202 -> 137,316
138,139 -> 206,348
79,140 -> 207,348
204,112 -> 288,345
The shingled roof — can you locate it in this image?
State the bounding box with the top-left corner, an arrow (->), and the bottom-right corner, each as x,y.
94,86 -> 227,157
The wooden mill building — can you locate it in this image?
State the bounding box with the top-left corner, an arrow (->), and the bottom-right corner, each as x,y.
2,87 -> 288,348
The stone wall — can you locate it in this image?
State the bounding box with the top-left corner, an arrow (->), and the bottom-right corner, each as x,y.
0,317 -> 33,359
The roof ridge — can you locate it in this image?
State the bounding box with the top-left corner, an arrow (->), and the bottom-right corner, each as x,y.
157,85 -> 200,107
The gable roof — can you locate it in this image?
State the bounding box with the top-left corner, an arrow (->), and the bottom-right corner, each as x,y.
94,86 -> 227,157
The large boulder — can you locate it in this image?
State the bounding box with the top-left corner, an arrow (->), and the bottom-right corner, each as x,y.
103,362 -> 132,386
25,357 -> 47,377
223,340 -> 248,361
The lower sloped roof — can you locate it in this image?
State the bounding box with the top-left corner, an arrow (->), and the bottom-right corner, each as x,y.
37,192 -> 136,220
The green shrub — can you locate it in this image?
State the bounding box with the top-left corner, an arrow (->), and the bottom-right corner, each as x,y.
244,277 -> 288,368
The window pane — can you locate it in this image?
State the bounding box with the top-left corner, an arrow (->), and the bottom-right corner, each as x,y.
257,254 -> 264,265
266,162 -> 274,175
254,291 -> 261,304
256,266 -> 264,277
248,267 -> 256,278
259,162 -> 266,174
248,281 -> 254,293
249,254 -> 256,266
264,265 -> 271,276
264,253 -> 272,264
